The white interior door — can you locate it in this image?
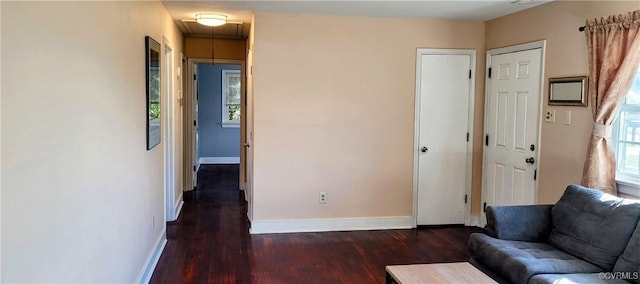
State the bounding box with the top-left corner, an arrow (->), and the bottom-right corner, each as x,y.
416,50 -> 474,226
483,46 -> 543,213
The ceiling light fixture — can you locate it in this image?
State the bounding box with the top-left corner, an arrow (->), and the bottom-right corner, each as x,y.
195,13 -> 227,27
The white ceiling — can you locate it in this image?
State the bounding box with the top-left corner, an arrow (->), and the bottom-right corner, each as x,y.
162,0 -> 551,38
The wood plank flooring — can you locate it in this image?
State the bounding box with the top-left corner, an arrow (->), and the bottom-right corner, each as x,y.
150,164 -> 485,284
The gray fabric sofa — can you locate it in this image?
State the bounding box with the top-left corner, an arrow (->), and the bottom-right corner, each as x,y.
468,184 -> 640,284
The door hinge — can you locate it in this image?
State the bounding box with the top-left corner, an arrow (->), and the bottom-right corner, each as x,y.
485,134 -> 489,146
534,169 -> 537,180
193,120 -> 197,127
466,132 -> 470,142
193,74 -> 197,80
469,69 -> 472,79
464,194 -> 468,204
193,165 -> 196,171
488,67 -> 492,78
483,202 -> 487,213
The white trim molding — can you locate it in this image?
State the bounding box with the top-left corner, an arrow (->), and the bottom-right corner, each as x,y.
162,37 -> 178,224
136,230 -> 167,284
221,122 -> 240,128
617,178 -> 640,199
198,157 -> 240,164
174,192 -> 184,221
249,216 -> 413,234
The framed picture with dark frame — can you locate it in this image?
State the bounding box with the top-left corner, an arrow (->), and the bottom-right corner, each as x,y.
548,76 -> 589,106
146,36 -> 161,150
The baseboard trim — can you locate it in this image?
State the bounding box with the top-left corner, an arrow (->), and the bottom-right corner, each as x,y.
174,192 -> 184,220
249,216 -> 413,234
198,157 -> 240,164
469,215 -> 480,227
136,230 -> 167,284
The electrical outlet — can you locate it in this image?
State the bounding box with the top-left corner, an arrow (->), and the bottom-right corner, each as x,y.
545,109 -> 556,123
319,192 -> 327,204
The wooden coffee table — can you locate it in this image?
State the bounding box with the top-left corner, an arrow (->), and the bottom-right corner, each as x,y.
385,262 -> 497,284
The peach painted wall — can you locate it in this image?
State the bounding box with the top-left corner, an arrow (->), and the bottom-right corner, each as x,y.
251,13 -> 485,220
2,1 -> 183,281
486,1 -> 640,204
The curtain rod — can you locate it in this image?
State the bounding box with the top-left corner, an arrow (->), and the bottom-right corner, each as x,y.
579,26 -> 586,32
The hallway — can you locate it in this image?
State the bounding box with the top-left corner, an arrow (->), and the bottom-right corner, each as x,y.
150,165 -> 482,283
151,164 -> 249,283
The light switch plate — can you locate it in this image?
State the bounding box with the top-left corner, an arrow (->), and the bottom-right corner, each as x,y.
563,111 -> 572,125
545,109 -> 555,123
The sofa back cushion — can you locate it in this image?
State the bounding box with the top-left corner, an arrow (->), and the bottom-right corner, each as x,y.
614,220 -> 640,284
549,184 -> 640,271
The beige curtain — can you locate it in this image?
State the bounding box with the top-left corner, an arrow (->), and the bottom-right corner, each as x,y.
581,10 -> 640,194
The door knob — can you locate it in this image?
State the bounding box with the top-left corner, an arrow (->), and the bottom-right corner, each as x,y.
525,157 -> 535,164
421,146 -> 428,153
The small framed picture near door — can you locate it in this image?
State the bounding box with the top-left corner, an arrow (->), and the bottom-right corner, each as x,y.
146,36 -> 161,150
549,76 -> 588,106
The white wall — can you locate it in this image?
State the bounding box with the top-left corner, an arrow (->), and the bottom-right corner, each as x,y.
1,1 -> 183,282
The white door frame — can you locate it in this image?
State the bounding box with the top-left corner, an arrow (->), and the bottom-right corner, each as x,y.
183,58 -> 246,192
245,45 -> 254,221
163,38 -> 178,222
180,53 -> 188,187
412,48 -> 476,226
481,40 -> 546,226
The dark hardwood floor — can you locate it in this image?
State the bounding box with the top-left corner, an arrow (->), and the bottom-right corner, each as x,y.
150,164 -> 484,283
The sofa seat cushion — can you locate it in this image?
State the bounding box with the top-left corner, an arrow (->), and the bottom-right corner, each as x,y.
529,273 -> 630,284
614,220 -> 640,284
549,185 -> 640,271
469,233 -> 602,284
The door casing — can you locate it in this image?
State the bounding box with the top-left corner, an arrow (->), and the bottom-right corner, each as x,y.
481,40 -> 546,226
412,48 -> 476,227
163,38 -> 179,222
183,58 -> 247,193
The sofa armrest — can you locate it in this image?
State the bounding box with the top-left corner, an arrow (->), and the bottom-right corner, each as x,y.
486,204 -> 553,242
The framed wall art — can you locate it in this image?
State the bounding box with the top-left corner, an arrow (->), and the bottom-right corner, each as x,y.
549,76 -> 588,106
146,36 -> 161,150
